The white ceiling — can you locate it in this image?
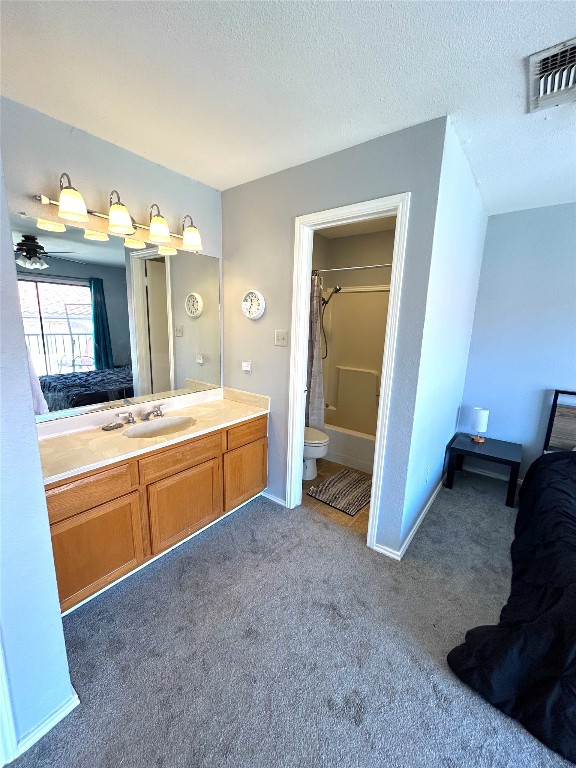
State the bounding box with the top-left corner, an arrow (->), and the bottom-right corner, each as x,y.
1,2 -> 575,214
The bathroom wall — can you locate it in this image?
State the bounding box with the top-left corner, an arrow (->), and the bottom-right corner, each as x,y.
0,155 -> 75,760
223,117 -> 449,551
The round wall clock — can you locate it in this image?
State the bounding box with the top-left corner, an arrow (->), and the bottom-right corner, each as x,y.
241,290 -> 266,320
185,292 -> 203,317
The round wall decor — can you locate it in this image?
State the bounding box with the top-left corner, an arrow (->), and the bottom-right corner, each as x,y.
185,292 -> 203,317
241,290 -> 265,319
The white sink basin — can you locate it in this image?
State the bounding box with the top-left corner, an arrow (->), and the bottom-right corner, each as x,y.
123,416 -> 195,438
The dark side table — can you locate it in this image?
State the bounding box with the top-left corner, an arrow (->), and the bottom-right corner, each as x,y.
445,433 -> 522,507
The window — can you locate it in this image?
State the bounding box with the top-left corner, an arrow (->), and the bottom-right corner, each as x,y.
18,279 -> 95,376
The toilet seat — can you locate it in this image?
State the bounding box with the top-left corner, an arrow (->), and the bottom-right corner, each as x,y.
304,427 -> 329,445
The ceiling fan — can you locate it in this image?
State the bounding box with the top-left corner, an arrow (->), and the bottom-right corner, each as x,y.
14,235 -> 77,270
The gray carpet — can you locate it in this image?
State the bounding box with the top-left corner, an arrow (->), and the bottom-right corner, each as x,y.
12,472 -> 571,768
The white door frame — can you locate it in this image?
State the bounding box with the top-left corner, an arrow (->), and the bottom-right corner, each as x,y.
286,193 -> 410,551
129,255 -> 175,395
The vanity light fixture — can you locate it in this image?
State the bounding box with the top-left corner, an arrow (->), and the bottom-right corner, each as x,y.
158,246 -> 178,256
108,190 -> 135,235
84,229 -> 109,241
148,204 -> 171,244
58,173 -> 89,222
181,215 -> 202,252
37,218 -> 66,233
124,238 -> 146,250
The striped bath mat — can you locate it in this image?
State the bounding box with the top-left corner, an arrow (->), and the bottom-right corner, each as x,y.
307,469 -> 371,517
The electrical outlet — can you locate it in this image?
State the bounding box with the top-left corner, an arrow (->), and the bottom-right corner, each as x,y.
196,353 -> 204,365
175,324 -> 184,337
274,330 -> 288,347
242,361 -> 252,374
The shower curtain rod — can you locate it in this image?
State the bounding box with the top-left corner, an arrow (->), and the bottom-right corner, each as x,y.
313,264 -> 391,274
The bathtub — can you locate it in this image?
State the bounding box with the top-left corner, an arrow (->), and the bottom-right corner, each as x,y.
324,423 -> 375,474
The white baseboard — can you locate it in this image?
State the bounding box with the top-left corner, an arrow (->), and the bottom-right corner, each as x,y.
261,490 -> 286,507
369,479 -> 443,561
7,689 -> 79,765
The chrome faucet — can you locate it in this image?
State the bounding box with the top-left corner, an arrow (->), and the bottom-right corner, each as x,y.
117,411 -> 136,425
141,404 -> 164,421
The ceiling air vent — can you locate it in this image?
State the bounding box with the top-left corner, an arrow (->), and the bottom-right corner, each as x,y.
528,38 -> 576,113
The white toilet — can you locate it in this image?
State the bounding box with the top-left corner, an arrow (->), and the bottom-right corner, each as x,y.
303,427 -> 330,480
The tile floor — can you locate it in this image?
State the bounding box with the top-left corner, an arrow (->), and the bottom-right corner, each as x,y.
301,458 -> 371,537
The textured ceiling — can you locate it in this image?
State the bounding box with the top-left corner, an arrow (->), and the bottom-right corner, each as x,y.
1,1 -> 575,214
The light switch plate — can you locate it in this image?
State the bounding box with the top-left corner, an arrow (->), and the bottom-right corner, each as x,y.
196,353 -> 204,365
242,361 -> 252,374
175,324 -> 184,337
274,330 -> 288,347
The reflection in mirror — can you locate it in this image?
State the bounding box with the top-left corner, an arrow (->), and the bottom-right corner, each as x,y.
10,214 -> 221,421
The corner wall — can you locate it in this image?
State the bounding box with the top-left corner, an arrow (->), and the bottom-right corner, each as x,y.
402,120 -> 487,540
222,118 -> 448,551
0,154 -> 75,761
459,203 -> 576,475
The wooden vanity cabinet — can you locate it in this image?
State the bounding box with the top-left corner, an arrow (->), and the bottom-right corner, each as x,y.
47,414 -> 268,611
224,416 -> 268,512
148,458 -> 222,556
51,491 -> 144,612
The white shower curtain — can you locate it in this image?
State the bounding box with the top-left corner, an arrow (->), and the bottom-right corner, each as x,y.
305,274 -> 324,430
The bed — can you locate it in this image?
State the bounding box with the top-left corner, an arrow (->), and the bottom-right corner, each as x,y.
39,364 -> 134,412
447,390 -> 576,763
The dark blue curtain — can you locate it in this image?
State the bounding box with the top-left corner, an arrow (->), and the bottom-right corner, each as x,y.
90,277 -> 114,370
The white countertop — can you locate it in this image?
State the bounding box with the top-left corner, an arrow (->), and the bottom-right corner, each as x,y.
40,397 -> 268,485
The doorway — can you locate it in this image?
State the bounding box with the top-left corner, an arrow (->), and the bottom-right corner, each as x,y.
286,193 -> 410,551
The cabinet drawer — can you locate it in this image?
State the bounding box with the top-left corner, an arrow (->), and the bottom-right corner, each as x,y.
148,458 -> 223,556
226,415 -> 268,452
51,491 -> 144,611
46,462 -> 138,524
139,432 -> 222,485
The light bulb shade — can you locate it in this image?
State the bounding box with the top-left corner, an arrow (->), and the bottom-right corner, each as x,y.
37,218 -> 66,233
37,258 -> 49,270
58,174 -> 89,222
124,238 -> 146,250
471,407 -> 489,434
108,200 -> 134,235
149,215 -> 171,243
15,254 -> 30,268
158,246 -> 177,256
84,229 -> 109,241
148,204 -> 170,243
182,225 -> 202,252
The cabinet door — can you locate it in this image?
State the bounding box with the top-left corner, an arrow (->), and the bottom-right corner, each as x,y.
223,437 -> 267,513
148,458 -> 223,556
51,492 -> 144,612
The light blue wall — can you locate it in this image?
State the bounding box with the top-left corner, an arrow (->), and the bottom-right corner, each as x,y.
223,118 -> 448,552
0,155 -> 75,750
402,121 -> 487,540
459,203 -> 576,476
0,98 -> 223,758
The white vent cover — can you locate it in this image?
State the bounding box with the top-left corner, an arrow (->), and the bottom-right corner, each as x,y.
528,38 -> 576,113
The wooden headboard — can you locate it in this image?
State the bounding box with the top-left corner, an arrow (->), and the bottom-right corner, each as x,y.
543,390 -> 576,452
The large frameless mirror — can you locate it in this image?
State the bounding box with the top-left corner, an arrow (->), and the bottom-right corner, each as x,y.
10,213 -> 221,421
